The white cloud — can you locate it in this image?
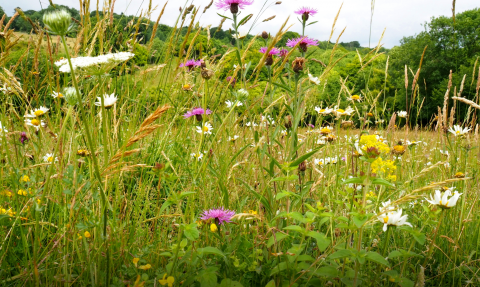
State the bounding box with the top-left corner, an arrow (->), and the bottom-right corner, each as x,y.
3,0 -> 479,48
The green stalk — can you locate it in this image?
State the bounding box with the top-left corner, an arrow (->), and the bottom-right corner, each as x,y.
60,35 -> 111,285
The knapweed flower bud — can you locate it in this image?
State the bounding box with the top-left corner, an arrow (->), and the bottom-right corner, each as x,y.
20,132 -> 28,144
292,57 -> 305,73
43,9 -> 74,36
284,115 -> 292,129
201,68 -> 214,80
298,161 -> 307,172
261,31 -> 269,39
230,3 -> 239,14
265,54 -> 274,66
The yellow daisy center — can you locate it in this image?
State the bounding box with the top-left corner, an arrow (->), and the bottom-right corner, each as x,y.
47,156 -> 54,162
320,109 -> 325,113
31,119 -> 40,126
183,84 -> 191,89
321,128 -> 331,134
202,126 -> 209,132
337,109 -> 345,113
456,130 -> 460,134
351,95 -> 360,100
34,110 -> 44,116
383,216 -> 389,224
58,93 -> 64,98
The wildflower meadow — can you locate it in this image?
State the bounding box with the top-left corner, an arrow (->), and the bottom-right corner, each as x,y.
1,0 -> 480,286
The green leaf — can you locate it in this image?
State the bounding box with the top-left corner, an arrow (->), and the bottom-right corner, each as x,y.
197,247 -> 225,258
307,21 -> 319,26
219,279 -> 243,287
269,262 -> 287,276
342,177 -> 364,185
388,249 -> 422,259
216,13 -> 232,20
237,14 -> 252,26
372,178 -> 395,187
197,270 -> 218,287
315,266 -> 338,278
289,148 -> 321,167
267,232 -> 289,248
283,225 -> 305,233
328,249 -> 352,260
272,82 -> 292,93
237,179 -> 272,214
183,223 -> 200,241
365,251 -> 390,267
271,174 -> 297,182
352,213 -> 371,228
179,191 -> 196,200
265,280 -> 276,287
306,231 -> 330,252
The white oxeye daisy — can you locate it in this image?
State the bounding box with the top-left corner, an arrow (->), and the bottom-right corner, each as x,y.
447,125 -> 471,137
397,111 -> 407,118
281,130 -> 288,136
378,205 -> 412,232
313,158 -> 324,166
52,91 -> 64,99
0,121 -> 8,135
347,95 -> 362,102
225,100 -> 243,108
95,93 -> 118,109
43,153 -> 58,163
25,118 -> 46,130
196,122 -> 213,135
233,32 -> 248,39
314,107 -> 333,115
191,152 -> 204,161
425,188 -> 462,209
334,106 -> 354,117
228,135 -> 240,142
308,74 -> 320,85
25,106 -> 49,118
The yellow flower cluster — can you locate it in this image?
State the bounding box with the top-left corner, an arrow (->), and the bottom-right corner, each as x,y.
359,135 -> 390,157
371,157 -> 397,181
0,207 -> 16,216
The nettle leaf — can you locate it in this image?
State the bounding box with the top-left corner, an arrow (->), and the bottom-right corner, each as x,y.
197,247 -> 225,258
342,177 -> 364,185
328,249 -> 352,260
283,225 -> 305,233
267,232 -> 289,248
388,249 -> 422,259
365,251 -> 390,267
351,213 -> 374,228
306,231 -> 330,252
270,262 -> 288,276
315,265 -> 338,278
287,212 -> 309,223
183,223 -> 199,241
219,279 -> 243,287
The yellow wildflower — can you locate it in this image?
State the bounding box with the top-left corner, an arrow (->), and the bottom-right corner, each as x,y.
371,157 -> 397,181
359,135 -> 390,158
20,175 -> 30,182
133,257 -> 140,267
17,189 -> 28,196
138,264 -> 151,270
210,223 -> 218,232
159,274 -> 175,287
84,231 -> 91,238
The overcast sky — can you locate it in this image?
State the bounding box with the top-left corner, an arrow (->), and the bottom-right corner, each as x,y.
2,0 -> 479,48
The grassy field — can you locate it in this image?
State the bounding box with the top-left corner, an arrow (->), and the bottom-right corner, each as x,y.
1,2 -> 480,287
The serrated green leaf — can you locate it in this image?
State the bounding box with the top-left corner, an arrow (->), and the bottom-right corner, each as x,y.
283,225 -> 305,233
197,247 -> 225,258
267,232 -> 289,248
306,231 -> 330,252
365,251 -> 390,267
328,249 -> 352,260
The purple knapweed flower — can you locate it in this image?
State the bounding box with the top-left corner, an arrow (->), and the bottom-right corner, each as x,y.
20,132 -> 28,144
279,48 -> 288,57
216,0 -> 254,14
184,107 -> 212,121
308,124 -> 315,128
226,76 -> 236,88
295,7 -> 318,21
200,207 -> 235,225
179,59 -> 202,71
259,47 -> 280,55
286,37 -> 318,53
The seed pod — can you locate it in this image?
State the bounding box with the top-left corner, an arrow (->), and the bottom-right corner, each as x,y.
292,57 -> 305,73
265,54 -> 273,66
261,31 -> 269,39
201,69 -> 214,80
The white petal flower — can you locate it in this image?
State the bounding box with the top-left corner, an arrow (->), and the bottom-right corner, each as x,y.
378,206 -> 412,231
0,121 -> 8,135
190,152 -> 204,161
308,74 -> 320,85
95,93 -> 118,109
55,52 -> 135,73
43,153 -> 58,163
315,107 -> 333,115
196,122 -> 213,135
425,188 -> 462,209
52,91 -> 64,99
397,111 -> 407,118
25,118 -> 46,131
447,125 -> 471,137
25,106 -> 49,118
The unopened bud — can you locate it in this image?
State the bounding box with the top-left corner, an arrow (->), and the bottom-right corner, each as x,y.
298,161 -> 307,172
43,9 -> 74,36
292,57 -> 305,73
261,31 -> 269,39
